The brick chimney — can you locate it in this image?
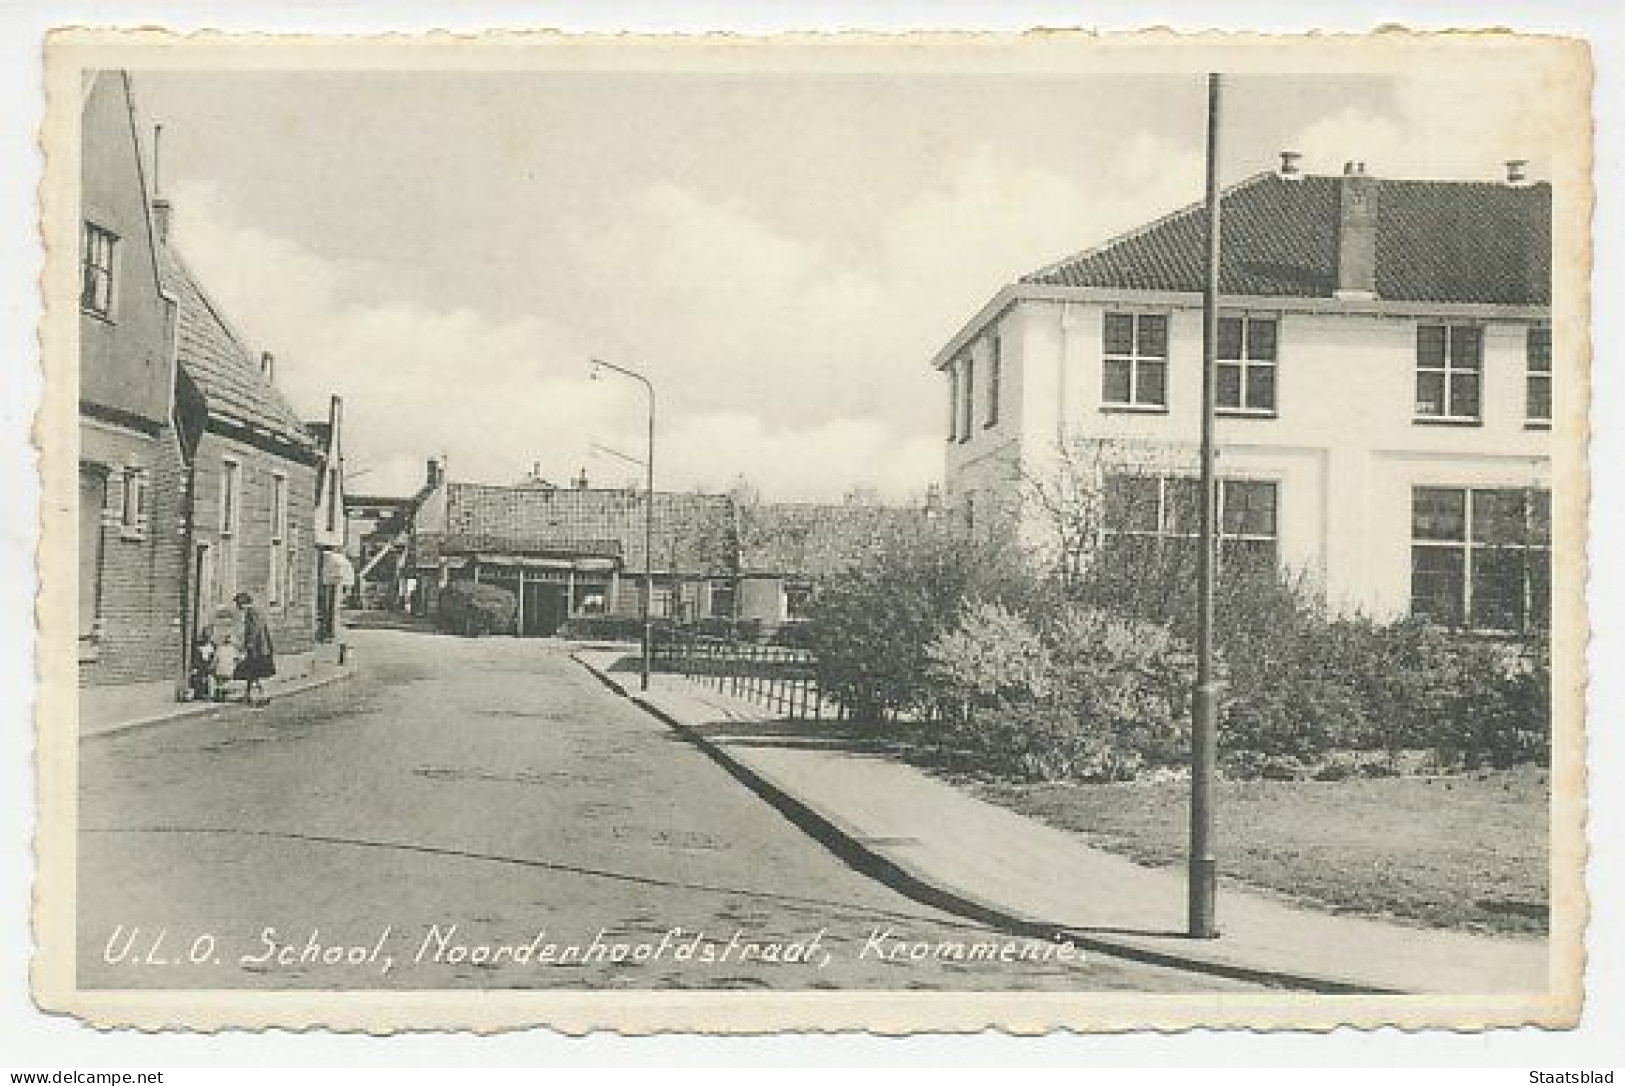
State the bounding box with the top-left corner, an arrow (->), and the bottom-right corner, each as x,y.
1277,150 -> 1304,181
150,124 -> 172,243
1334,161 -> 1378,300
426,458 -> 443,488
575,467 -> 589,490
1505,159 -> 1531,186
260,351 -> 275,383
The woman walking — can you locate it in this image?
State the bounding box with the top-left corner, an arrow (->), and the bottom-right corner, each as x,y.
233,591 -> 277,707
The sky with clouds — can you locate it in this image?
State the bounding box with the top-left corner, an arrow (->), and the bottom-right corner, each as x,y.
127,65 -> 1557,501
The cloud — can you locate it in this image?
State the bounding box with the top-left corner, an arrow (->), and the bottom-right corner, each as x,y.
166,181 -> 950,501
1286,74 -> 1560,181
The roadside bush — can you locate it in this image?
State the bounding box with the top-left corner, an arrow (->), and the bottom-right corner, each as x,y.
1044,605 -> 1196,768
956,700 -> 1144,783
802,522 -> 1042,722
925,602 -> 1050,719
437,582 -> 518,636
560,614 -> 646,642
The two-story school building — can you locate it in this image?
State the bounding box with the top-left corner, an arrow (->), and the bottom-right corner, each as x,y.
935,154 -> 1554,632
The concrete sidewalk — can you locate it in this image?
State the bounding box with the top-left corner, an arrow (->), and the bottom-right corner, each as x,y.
80,645 -> 354,739
574,648 -> 1550,995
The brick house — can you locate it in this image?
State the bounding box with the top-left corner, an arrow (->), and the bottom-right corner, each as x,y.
77,71 -> 189,692
935,154 -> 1551,630
153,219 -> 324,675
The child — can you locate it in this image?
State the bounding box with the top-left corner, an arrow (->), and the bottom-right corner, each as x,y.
189,632 -> 215,702
211,627 -> 239,702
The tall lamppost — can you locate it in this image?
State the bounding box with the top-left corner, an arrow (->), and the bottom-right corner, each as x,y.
591,359 -> 656,691
1190,71 -> 1224,940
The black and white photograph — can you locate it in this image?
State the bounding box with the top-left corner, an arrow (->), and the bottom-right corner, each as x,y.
30,29 -> 1589,1035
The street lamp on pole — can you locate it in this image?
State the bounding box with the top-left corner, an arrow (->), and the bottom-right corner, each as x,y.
1190,71 -> 1224,940
590,358 -> 656,692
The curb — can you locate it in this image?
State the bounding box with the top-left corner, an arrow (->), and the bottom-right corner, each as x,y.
81,665 -> 355,741
571,652 -> 1395,995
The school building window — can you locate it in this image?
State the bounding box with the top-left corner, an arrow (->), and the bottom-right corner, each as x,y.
1102,312 -> 1168,408
985,334 -> 1001,427
81,222 -> 117,318
1415,324 -> 1483,421
1527,326 -> 1552,425
1217,315 -> 1278,414
1411,486 -> 1550,633
268,473 -> 288,606
946,364 -> 959,442
1101,474 -> 1278,574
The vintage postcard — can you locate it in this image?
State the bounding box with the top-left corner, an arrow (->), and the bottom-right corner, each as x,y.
32,29 -> 1591,1033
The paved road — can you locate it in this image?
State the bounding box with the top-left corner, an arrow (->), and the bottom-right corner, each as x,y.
78,628 -> 1248,991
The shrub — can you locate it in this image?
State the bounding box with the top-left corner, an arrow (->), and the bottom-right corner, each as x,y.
956,700 -> 1144,783
925,602 -> 1050,719
802,521 -> 1042,722
1044,605 -> 1196,768
437,582 -> 518,636
560,614 -> 646,642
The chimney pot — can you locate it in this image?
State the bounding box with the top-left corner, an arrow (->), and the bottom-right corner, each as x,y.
575,468 -> 589,490
1278,150 -> 1303,179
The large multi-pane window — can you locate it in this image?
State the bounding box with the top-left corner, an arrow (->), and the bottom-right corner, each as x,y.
80,222 -> 117,317
1102,313 -> 1169,408
1526,325 -> 1552,425
1411,486 -> 1550,632
1415,324 -> 1483,421
1217,315 -> 1278,414
946,364 -> 959,442
1101,474 -> 1278,573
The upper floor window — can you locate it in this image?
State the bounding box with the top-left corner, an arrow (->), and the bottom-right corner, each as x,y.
118,466 -> 149,539
1415,324 -> 1482,422
985,335 -> 1002,427
1102,312 -> 1168,409
1411,486 -> 1549,633
946,364 -> 960,442
1526,326 -> 1552,426
81,222 -> 118,318
960,354 -> 975,442
1217,315 -> 1278,414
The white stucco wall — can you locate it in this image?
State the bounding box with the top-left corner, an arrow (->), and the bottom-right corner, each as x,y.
941,296 -> 1551,618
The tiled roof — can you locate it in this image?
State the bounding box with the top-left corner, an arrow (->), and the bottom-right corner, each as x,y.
419,533 -> 623,563
1023,172 -> 1551,305
157,245 -> 314,450
441,483 -> 737,575
739,502 -> 926,578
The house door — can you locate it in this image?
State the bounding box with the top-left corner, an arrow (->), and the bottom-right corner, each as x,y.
520,582 -> 567,637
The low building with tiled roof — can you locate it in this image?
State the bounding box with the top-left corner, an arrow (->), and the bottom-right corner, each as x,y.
407,472 -> 739,636
934,154 -> 1554,630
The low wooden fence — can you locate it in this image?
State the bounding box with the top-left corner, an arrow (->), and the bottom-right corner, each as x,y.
651,629 -> 838,721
